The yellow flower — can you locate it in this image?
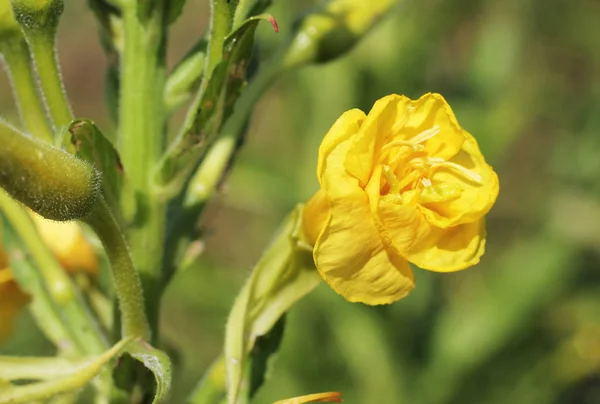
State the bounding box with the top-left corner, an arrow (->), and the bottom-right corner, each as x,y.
303,93 -> 499,304
30,215 -> 98,275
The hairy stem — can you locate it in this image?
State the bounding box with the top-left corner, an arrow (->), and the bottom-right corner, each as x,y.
84,197 -> 150,341
25,32 -> 73,141
118,0 -> 167,339
0,38 -> 53,142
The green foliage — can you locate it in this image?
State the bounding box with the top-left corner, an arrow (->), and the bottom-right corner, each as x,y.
225,206 -> 321,404
125,339 -> 172,404
66,119 -> 125,223
158,14 -> 277,193
0,338 -> 129,404
2,0 -> 599,403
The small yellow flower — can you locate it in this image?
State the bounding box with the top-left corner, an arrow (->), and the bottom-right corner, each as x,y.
303,93 -> 499,304
273,391 -> 343,404
30,215 -> 98,275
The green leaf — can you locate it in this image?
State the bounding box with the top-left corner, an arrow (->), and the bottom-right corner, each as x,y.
66,119 -> 124,222
0,338 -> 130,404
224,205 -> 321,404
166,0 -> 187,24
164,39 -> 208,113
125,339 -> 172,404
233,0 -> 273,28
247,0 -> 272,16
248,316 -> 285,398
157,14 -> 278,192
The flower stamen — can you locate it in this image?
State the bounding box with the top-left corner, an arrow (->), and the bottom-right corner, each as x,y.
381,126 -> 440,155
427,158 -> 483,184
408,126 -> 440,145
408,157 -> 482,184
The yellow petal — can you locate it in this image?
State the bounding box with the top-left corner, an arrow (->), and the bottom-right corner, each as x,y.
313,187 -> 415,305
404,219 -> 486,272
345,94 -> 406,186
303,189 -> 330,246
273,391 -> 343,404
377,198 -> 431,254
407,93 -> 464,161
317,109 -> 365,186
418,131 -> 499,227
345,93 -> 465,187
316,117 -> 415,303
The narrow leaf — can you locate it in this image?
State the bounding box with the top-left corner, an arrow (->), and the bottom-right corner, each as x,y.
225,206 -> 321,404
158,14 -> 278,191
249,316 -> 285,398
66,119 -> 124,221
126,339 -> 172,404
166,0 -> 187,24
0,338 -> 130,404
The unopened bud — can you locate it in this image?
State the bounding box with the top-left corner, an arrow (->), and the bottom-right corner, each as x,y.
284,0 -> 396,68
0,120 -> 101,221
10,0 -> 63,35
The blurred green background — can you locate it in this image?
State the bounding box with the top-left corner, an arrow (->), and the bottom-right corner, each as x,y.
3,0 -> 600,403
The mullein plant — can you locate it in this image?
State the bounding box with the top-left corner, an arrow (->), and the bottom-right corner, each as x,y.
0,0 -> 498,403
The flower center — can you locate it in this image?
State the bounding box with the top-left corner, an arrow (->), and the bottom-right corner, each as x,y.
378,126 -> 482,205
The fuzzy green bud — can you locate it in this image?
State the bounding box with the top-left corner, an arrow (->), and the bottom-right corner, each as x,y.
284,0 -> 396,68
10,0 -> 63,35
0,120 -> 101,221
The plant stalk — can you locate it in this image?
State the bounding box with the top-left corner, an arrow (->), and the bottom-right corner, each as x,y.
84,197 -> 150,341
118,1 -> 167,340
26,32 -> 73,140
0,38 -> 53,142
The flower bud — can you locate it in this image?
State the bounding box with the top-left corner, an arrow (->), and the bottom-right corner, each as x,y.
9,0 -> 63,34
284,0 -> 395,68
0,120 -> 101,221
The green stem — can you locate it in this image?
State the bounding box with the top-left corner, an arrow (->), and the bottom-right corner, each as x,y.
204,0 -> 234,87
26,32 -> 73,140
0,191 -> 107,355
162,56 -> 283,284
84,197 -> 150,341
0,38 -> 53,142
162,51 -> 284,286
184,56 -> 282,208
118,1 -> 167,339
